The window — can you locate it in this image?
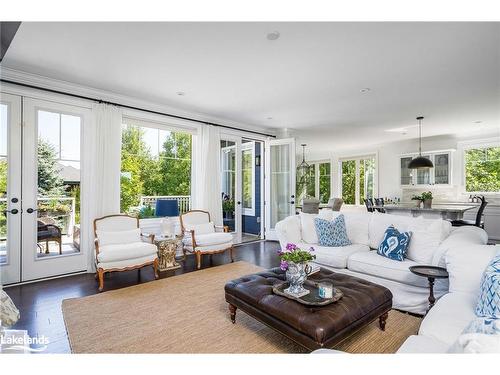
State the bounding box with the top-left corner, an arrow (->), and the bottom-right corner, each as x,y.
296,161 -> 331,204
465,146 -> 500,193
340,156 -> 376,205
120,119 -> 192,214
318,162 -> 331,204
241,142 -> 255,215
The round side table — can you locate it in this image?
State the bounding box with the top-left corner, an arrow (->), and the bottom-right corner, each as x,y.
409,265 -> 449,313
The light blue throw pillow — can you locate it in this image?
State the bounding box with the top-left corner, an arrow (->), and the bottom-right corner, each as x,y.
314,214 -> 351,247
377,225 -> 412,261
476,252 -> 500,319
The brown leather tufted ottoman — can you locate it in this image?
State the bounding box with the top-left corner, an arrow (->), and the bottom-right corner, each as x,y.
224,267 -> 393,351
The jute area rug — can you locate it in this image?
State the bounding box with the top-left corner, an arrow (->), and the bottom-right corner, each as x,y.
62,261 -> 421,353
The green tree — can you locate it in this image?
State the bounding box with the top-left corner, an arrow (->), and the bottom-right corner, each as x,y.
466,147 -> 500,192
342,160 -> 356,204
154,133 -> 192,196
38,138 -> 64,196
0,159 -> 6,196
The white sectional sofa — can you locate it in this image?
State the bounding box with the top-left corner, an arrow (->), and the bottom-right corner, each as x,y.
275,210 -> 489,314
398,244 -> 500,353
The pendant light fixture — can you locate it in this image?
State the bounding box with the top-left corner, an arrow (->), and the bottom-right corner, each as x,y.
408,116 -> 434,169
297,144 -> 312,197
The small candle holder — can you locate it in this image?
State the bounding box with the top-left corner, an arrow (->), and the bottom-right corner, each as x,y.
318,281 -> 333,299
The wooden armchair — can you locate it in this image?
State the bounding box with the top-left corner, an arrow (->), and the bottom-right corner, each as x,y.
180,210 -> 234,270
94,214 -> 159,292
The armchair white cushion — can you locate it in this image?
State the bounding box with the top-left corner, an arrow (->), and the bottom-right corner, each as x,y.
94,215 -> 159,291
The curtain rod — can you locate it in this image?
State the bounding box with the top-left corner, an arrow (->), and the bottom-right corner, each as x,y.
0,78 -> 276,138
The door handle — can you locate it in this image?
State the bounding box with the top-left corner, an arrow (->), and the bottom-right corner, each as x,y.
26,208 -> 38,214
3,209 -> 19,215
290,201 -> 295,204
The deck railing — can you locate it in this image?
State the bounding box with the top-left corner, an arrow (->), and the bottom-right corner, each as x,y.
139,195 -> 191,214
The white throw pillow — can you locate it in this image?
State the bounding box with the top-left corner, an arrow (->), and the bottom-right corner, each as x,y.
97,228 -> 141,246
187,222 -> 215,235
406,217 -> 445,264
446,245 -> 500,294
300,212 -> 319,244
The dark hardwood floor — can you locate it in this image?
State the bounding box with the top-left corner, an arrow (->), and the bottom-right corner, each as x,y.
4,240 -> 281,354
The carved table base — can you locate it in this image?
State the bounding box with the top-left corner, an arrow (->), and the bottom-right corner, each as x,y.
154,237 -> 182,272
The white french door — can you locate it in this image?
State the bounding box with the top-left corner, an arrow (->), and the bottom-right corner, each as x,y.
1,93 -> 90,284
21,98 -> 89,281
0,93 -> 22,284
265,138 -> 296,240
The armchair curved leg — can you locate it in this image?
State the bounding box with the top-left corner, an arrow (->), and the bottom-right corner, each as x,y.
58,239 -> 62,255
196,251 -> 202,270
153,258 -> 159,279
97,269 -> 105,292
230,247 -> 234,263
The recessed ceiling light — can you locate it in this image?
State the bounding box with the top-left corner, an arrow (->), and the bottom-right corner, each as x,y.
474,120 -> 483,124
176,91 -> 186,96
360,88 -> 371,93
267,31 -> 280,41
266,117 -> 273,120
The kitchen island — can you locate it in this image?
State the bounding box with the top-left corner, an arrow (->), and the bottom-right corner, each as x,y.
373,203 -> 477,220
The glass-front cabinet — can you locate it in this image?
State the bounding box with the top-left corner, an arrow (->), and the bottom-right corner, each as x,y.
400,151 -> 452,186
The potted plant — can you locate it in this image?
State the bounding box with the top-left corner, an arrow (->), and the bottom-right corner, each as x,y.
411,194 -> 423,208
222,194 -> 235,219
421,191 -> 433,209
278,243 -> 316,297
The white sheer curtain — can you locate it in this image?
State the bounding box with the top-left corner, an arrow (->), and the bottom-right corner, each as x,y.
81,103 -> 122,272
191,124 -> 223,226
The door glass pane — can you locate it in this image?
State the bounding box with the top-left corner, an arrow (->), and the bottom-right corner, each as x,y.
318,162 -> 331,204
0,104 -> 8,264
221,140 -> 236,232
434,153 -> 449,184
416,155 -> 431,185
270,144 -> 290,227
36,110 -> 81,258
400,157 -> 413,185
341,160 -> 356,204
242,146 -> 253,210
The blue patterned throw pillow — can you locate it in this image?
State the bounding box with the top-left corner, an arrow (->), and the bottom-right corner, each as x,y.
377,225 -> 412,261
475,252 -> 500,319
314,214 -> 351,247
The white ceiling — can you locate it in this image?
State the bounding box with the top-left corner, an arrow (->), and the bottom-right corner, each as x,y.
2,22 -> 500,149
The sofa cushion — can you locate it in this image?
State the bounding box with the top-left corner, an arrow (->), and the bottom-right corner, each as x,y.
97,242 -> 158,263
97,228 -> 141,247
300,213 -> 319,244
306,242 -> 369,269
406,217 -> 446,264
397,335 -> 450,353
475,252 -> 500,318
347,250 -> 428,287
314,215 -> 351,247
189,221 -> 215,235
446,245 -> 499,294
418,292 -> 477,346
323,211 -> 371,246
377,225 -> 412,261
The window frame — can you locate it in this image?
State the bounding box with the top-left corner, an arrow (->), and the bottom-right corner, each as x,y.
241,141 -> 255,216
462,140 -> 500,195
296,160 -> 332,204
338,154 -> 377,206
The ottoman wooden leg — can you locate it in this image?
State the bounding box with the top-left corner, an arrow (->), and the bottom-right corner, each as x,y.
379,312 -> 388,331
229,303 -> 237,324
